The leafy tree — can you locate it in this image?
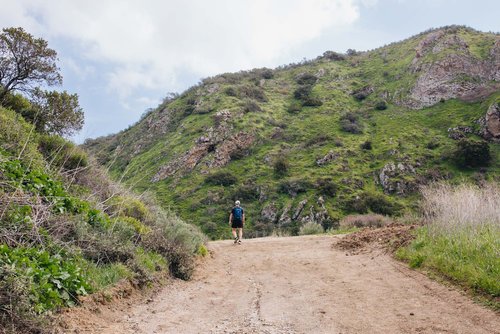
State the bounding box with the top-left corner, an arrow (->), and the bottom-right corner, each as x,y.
0,27 -> 62,102
24,89 -> 84,136
453,138 -> 491,168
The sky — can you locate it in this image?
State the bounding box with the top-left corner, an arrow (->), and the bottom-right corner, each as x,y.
0,0 -> 499,143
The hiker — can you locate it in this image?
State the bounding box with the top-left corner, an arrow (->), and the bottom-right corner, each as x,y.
229,200 -> 245,244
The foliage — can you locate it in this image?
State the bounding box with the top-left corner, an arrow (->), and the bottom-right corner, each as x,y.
0,245 -> 91,313
278,179 -> 312,196
348,191 -> 401,215
375,101 -> 388,110
360,140 -> 372,150
242,99 -> 262,113
0,27 -> 61,102
339,214 -> 392,228
25,89 -> 84,136
38,134 -> 88,170
339,112 -> 363,134
453,138 -> 491,168
205,171 -> 237,186
295,73 -> 317,85
298,221 -> 324,235
273,157 -> 289,178
315,178 -> 337,197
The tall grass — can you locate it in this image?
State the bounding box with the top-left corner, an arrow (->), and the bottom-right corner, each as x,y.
397,182 -> 500,307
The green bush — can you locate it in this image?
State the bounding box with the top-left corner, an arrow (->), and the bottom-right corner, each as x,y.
242,99 -> 262,113
224,86 -> 237,97
38,134 -> 88,170
361,140 -> 372,150
273,157 -> 289,178
205,171 -> 237,186
316,178 -> 337,197
0,107 -> 43,166
0,245 -> 91,313
238,84 -> 267,102
293,85 -> 312,100
298,221 -> 324,235
340,112 -> 363,134
295,73 -> 317,85
348,191 -> 401,215
278,179 -> 312,196
287,100 -> 302,113
453,138 -> 491,168
375,101 -> 387,110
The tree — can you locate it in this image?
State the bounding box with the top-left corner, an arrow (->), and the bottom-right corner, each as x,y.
0,27 -> 62,102
25,89 -> 84,136
453,138 -> 491,168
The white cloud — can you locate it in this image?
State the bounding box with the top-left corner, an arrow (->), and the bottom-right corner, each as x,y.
1,0 -> 361,96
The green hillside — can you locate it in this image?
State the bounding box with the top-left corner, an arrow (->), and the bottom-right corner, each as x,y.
85,26 -> 500,239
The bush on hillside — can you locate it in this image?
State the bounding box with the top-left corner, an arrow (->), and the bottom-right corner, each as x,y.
238,84 -> 267,102
360,140 -> 372,150
295,73 -> 317,85
339,112 -> 363,134
205,171 -> 238,186
242,99 -> 262,113
453,138 -> 491,168
347,191 -> 401,216
38,134 -> 88,170
224,86 -> 237,97
302,96 -> 323,107
231,185 -> 260,202
339,214 -> 392,228
293,85 -> 312,100
287,100 -> 302,114
316,178 -> 337,197
298,221 -> 324,235
375,101 -> 387,110
261,69 -> 274,79
273,157 -> 289,178
278,179 -> 312,197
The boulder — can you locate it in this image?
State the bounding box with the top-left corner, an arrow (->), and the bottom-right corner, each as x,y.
379,162 -> 416,195
481,102 -> 500,142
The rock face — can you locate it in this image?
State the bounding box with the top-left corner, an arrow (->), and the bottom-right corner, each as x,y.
316,150 -> 339,166
481,102 -> 500,142
379,162 -> 416,195
152,110 -> 255,182
405,32 -> 500,109
260,202 -> 278,224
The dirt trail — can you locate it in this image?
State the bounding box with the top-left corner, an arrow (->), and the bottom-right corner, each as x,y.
63,235 -> 499,333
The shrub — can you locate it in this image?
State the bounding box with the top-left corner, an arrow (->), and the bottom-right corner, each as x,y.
232,185 -> 260,201
293,85 -> 312,100
360,141 -> 372,150
287,100 -> 302,113
295,73 -> 317,85
316,178 -> 337,197
348,191 -> 401,215
339,112 -> 363,134
375,101 -> 387,110
426,139 -> 440,150
273,157 -> 289,178
39,134 -> 88,170
261,69 -> 274,79
242,99 -> 262,113
322,51 -> 346,61
278,179 -> 311,196
204,171 -> 237,186
224,86 -> 237,97
302,96 -> 323,107
339,214 -> 392,228
238,85 -> 267,102
453,138 -> 491,168
107,195 -> 150,222
298,221 -> 324,235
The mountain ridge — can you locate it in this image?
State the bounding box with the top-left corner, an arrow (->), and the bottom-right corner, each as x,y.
84,25 -> 500,239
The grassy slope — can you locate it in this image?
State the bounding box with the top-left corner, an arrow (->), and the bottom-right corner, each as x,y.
0,106 -> 206,332
85,27 -> 500,239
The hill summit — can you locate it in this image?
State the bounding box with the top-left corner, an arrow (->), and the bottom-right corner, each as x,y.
85,26 -> 500,239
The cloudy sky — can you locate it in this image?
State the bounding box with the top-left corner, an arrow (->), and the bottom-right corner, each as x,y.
1,0 -> 499,142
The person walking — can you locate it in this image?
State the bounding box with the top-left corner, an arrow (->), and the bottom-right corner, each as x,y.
229,200 -> 245,244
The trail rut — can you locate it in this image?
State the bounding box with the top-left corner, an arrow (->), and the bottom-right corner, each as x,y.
62,235 -> 499,333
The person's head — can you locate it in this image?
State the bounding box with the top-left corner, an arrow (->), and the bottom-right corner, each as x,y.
235,200 -> 240,207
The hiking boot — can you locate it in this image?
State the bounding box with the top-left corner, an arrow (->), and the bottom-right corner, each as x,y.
237,239 -> 242,244
234,237 -> 239,244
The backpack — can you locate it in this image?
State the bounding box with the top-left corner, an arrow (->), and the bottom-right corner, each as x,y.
233,207 -> 243,221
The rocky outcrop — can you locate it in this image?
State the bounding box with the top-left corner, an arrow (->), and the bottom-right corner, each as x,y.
277,203 -> 292,228
260,202 -> 278,224
316,150 -> 339,166
292,199 -> 308,221
152,109 -> 254,182
481,102 -> 500,142
405,32 -> 500,109
378,162 -> 416,195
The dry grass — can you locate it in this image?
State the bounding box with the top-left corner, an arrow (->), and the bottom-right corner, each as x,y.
420,182 -> 500,233
339,214 -> 393,229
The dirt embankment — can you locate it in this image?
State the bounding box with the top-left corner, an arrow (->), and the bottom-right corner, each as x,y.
60,234 -> 500,334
